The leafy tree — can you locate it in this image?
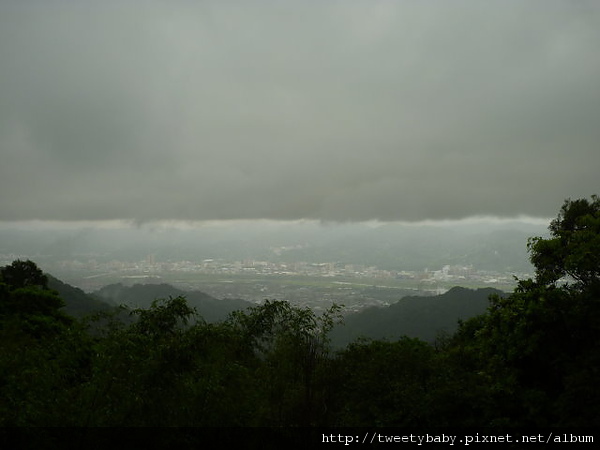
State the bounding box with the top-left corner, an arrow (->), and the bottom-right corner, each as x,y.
528,194 -> 600,289
0,260 -> 71,336
0,259 -> 48,290
66,296 -> 260,427
131,295 -> 196,337
229,300 -> 342,426
449,195 -> 600,426
72,297 -> 201,426
333,337 -> 436,426
0,261 -> 90,426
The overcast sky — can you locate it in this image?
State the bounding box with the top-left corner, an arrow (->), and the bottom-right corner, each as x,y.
1,0 -> 598,224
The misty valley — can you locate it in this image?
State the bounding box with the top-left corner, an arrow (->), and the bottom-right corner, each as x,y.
0,197 -> 599,431
0,218 -> 542,302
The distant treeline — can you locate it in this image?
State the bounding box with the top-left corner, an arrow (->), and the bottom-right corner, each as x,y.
0,196 -> 599,430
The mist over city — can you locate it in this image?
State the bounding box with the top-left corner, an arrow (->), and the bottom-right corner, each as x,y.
1,218 -> 548,311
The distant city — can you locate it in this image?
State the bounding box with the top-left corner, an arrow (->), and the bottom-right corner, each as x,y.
0,251 -> 532,313
0,219 -> 545,311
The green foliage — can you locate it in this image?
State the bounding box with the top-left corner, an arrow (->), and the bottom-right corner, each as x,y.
0,259 -> 48,290
130,295 -> 196,338
334,337 -> 435,426
229,300 -> 343,426
0,315 -> 92,426
0,261 -> 83,425
1,260 -> 72,339
0,291 -> 344,427
448,195 -> 600,426
5,287 -> 65,317
528,194 -> 600,288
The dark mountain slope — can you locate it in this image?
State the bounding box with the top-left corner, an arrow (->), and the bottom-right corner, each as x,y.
47,274 -> 114,318
94,283 -> 252,322
332,286 -> 505,347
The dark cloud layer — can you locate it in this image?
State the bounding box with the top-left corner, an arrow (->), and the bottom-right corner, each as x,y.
1,1 -> 599,222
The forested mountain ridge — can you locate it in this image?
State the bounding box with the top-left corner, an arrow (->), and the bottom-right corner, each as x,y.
47,274 -> 114,317
94,282 -> 252,322
50,274 -> 501,345
40,274 -> 254,323
331,286 -> 505,347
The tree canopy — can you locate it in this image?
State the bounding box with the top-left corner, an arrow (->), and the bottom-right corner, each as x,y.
0,259 -> 48,290
450,195 -> 600,425
528,194 -> 600,289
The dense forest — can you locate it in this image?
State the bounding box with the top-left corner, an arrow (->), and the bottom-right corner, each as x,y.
1,196 -> 599,429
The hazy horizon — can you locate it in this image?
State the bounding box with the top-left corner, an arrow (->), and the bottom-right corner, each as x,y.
0,215 -> 550,279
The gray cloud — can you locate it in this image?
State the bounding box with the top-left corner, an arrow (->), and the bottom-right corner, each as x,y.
1,0 -> 599,222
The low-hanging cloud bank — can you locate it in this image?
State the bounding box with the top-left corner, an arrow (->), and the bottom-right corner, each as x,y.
1,1 -> 598,223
